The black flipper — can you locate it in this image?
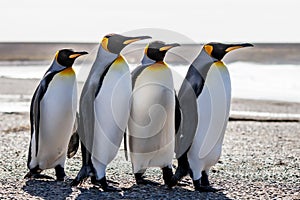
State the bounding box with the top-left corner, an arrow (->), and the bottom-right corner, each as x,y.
174,67 -> 200,159
94,63 -> 111,97
174,91 -> 181,134
28,64 -> 65,166
27,102 -> 35,169
30,78 -> 49,158
78,59 -> 115,168
67,113 -> 80,158
75,47 -> 118,187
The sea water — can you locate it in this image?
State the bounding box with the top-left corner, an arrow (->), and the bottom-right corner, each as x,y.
0,62 -> 300,112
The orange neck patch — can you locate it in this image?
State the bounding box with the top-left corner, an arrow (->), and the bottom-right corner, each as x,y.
59,67 -> 75,76
114,55 -> 125,65
214,61 -> 225,68
148,61 -> 167,71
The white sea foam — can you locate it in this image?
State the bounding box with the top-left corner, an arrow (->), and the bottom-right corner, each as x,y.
230,110 -> 300,120
170,62 -> 300,103
0,65 -> 83,79
227,62 -> 300,103
0,62 -> 299,112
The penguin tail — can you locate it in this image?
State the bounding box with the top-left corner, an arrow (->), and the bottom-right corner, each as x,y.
67,113 -> 80,158
123,130 -> 129,161
70,165 -> 93,186
67,131 -> 80,158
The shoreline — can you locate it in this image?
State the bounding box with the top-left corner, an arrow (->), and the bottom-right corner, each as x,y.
1,77 -> 300,121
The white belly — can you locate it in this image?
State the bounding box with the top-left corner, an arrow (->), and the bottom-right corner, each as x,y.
188,64 -> 231,180
128,66 -> 175,173
92,61 -> 132,178
31,73 -> 77,169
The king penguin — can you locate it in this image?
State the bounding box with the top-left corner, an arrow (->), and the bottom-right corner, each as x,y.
128,41 -> 180,185
25,49 -> 88,180
71,34 -> 151,191
170,42 -> 253,191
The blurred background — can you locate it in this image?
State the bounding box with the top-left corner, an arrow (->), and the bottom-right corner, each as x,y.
0,0 -> 300,113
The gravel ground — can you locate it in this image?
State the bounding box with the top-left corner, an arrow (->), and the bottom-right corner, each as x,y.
0,111 -> 299,199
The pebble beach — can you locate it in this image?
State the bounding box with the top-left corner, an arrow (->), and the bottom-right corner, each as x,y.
0,77 -> 299,199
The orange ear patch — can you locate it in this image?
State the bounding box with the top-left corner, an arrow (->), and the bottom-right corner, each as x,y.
204,45 -> 213,56
101,37 -> 109,52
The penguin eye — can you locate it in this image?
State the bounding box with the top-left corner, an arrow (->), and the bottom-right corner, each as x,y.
105,33 -> 115,38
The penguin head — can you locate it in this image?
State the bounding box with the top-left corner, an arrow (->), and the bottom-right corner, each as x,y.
55,49 -> 88,67
145,41 -> 180,62
203,42 -> 253,61
101,33 -> 151,54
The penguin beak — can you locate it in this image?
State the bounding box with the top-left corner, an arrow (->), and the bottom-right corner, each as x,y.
123,36 -> 152,45
69,51 -> 88,59
159,43 -> 181,51
225,43 -> 254,52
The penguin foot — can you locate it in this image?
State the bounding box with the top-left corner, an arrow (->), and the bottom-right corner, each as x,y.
70,178 -> 86,187
24,171 -> 54,180
24,166 -> 51,179
24,171 -> 34,179
193,179 -> 201,190
56,176 -> 66,181
162,166 -> 173,186
168,177 -> 178,188
102,185 -> 121,192
168,165 -> 189,188
70,165 -> 93,186
91,176 -> 121,192
55,165 -> 66,181
193,179 -> 218,192
195,186 -> 219,192
134,173 -> 159,186
200,171 -> 210,186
